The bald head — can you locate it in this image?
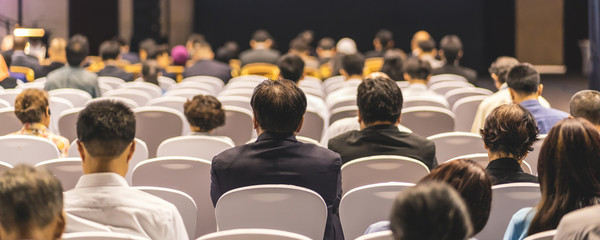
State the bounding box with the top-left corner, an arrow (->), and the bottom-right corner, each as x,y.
12,36 -> 27,51
411,30 -> 431,51
570,90 -> 600,127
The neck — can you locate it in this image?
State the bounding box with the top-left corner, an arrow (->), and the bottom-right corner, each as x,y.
513,94 -> 538,104
489,151 -> 522,163
409,79 -> 427,85
83,157 -> 128,177
360,121 -> 397,130
191,125 -> 212,134
346,75 -> 362,80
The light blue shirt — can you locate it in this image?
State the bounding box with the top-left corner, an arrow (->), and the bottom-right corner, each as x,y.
520,99 -> 569,134
504,207 -> 536,240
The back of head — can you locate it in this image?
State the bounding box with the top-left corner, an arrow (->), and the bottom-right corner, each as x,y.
139,38 -> 158,59
375,29 -> 394,50
529,118 -> 600,235
112,36 -> 128,47
440,35 -> 463,63
420,159 -> 492,235
99,40 -> 120,61
488,56 -> 519,84
336,38 -> 357,54
297,30 -> 315,45
380,49 -> 405,81
418,39 -> 436,54
14,89 -> 49,124
251,79 -> 307,135
411,30 -> 432,51
48,38 -> 67,57
171,45 -> 189,66
480,104 -> 538,160
318,37 -> 335,51
357,75 -> 403,125
341,53 -> 365,76
0,165 -> 63,238
1,35 -> 13,51
183,95 -> 225,132
66,34 -> 89,67
570,90 -> 600,126
141,60 -> 160,86
277,53 -> 305,83
251,29 -> 272,42
506,63 -> 540,95
403,57 -> 431,80
12,36 -> 27,51
390,181 -> 473,240
76,100 -> 136,160
289,38 -> 309,53
215,41 -> 239,63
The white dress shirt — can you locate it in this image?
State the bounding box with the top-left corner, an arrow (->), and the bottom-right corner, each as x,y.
321,116 -> 412,146
402,83 -> 449,106
65,173 -> 189,240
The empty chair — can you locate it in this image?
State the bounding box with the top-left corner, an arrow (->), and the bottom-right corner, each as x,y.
182,75 -> 225,91
428,74 -> 468,85
329,106 -> 358,126
444,87 -> 493,108
132,157 -> 213,237
147,96 -> 187,114
164,88 -> 211,99
355,231 -> 394,240
429,81 -> 473,96
225,75 -> 265,84
223,81 -> 260,90
475,183 -> 541,240
103,88 -> 152,106
328,96 -> 356,111
523,134 -> 546,176
218,88 -> 254,98
87,96 -> 140,109
48,88 -> 93,108
134,186 -> 198,238
401,106 -> 455,138
212,106 -> 254,146
98,82 -> 113,96
0,135 -> 60,166
197,229 -> 311,240
522,230 -> 556,240
121,81 -> 163,99
452,95 -> 488,132
0,89 -> 22,106
157,135 -> 235,160
239,63 -> 280,79
169,81 -> 217,95
403,96 -> 449,109
49,96 -> 75,133
0,108 -> 22,135
134,106 -> 187,158
340,182 -> 415,239
57,107 -> 83,142
62,232 -> 149,240
215,184 -> 327,240
158,76 -> 177,92
298,110 -> 326,141
0,98 -> 10,108
341,155 -> 430,194
217,95 -> 252,111
98,76 -> 127,89
34,157 -> 82,190
300,86 -> 325,98
427,132 -> 486,164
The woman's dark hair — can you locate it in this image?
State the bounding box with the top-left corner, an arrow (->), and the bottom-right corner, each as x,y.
480,104 -> 539,160
420,159 -> 492,235
183,95 -> 225,132
14,89 -> 49,124
380,50 -> 405,81
527,118 -> 600,236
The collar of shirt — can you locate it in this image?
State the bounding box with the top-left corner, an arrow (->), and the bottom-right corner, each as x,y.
363,124 -> 401,132
407,83 -> 428,90
74,173 -> 129,188
520,99 -> 542,108
486,157 -> 525,172
256,131 -> 298,142
19,122 -> 48,133
499,82 -> 508,90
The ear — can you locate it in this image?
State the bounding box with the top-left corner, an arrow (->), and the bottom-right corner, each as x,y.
508,88 -> 517,102
249,40 -> 256,48
252,116 -> 259,130
396,114 -> 402,124
403,73 -> 411,81
76,140 -> 86,162
458,50 -> 464,59
537,84 -> 543,97
439,49 -> 445,58
125,141 -> 136,163
295,116 -> 304,133
340,69 -> 348,78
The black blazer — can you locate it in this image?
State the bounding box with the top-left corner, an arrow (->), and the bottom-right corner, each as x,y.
211,132 -> 344,240
11,51 -> 41,79
485,157 -> 538,185
182,60 -> 232,83
239,49 -> 281,66
97,65 -> 134,82
328,124 -> 438,170
431,63 -> 478,85
37,62 -> 65,78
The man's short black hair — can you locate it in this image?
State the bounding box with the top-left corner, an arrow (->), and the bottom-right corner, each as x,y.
187,33 -> 205,45
403,57 -> 432,80
139,38 -> 158,59
570,90 -> 600,126
77,100 -> 136,159
488,56 -> 520,84
341,53 -> 365,76
318,37 -> 335,50
418,39 -> 436,53
277,54 -> 305,82
289,38 -> 309,52
506,63 -> 540,95
251,29 -> 272,42
375,29 -> 394,49
251,79 -> 307,135
66,34 -> 89,67
141,60 -> 160,86
0,165 -> 63,237
112,36 -> 128,47
99,40 -> 120,61
357,76 -> 403,125
440,35 -> 463,63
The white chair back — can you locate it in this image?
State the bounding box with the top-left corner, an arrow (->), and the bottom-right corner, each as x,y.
0,98 -> 10,108
16,81 -> 45,89
218,88 -> 253,98
227,75 -> 266,84
212,106 -> 254,146
99,82 -> 113,95
329,106 -> 358,126
121,81 -> 163,99
183,75 -> 225,91
429,81 -> 473,95
0,135 -> 60,166
298,110 -> 325,141
452,95 -> 488,132
197,229 -> 311,240
164,88 -> 211,99
523,134 -> 546,176
328,95 -> 356,111
57,107 -> 83,142
0,107 -> 22,135
48,88 -> 93,108
170,81 -> 217,95
0,89 -> 22,106
146,96 -> 187,114
98,76 -> 127,89
522,230 -> 556,240
444,87 -> 493,108
62,232 -> 149,240
0,161 -> 12,173
157,135 -> 235,160
217,95 -> 252,111
49,96 -> 74,133
34,157 -> 82,190
158,76 -> 177,92
134,106 -> 188,158
103,88 -> 152,106
403,96 -> 449,109
401,106 -> 455,138
355,230 -> 394,240
87,96 -> 140,109
427,132 -> 487,164
428,74 -> 468,85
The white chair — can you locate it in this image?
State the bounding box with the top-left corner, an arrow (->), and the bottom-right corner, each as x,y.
218,88 -> 253,98
475,183 -> 541,240
197,228 -> 311,240
0,107 -> 22,135
298,110 -> 326,141
329,105 -> 358,126
34,157 -> 82,190
120,81 -> 163,99
401,106 -> 455,138
355,230 -> 394,240
429,81 -> 473,96
157,135 -> 235,160
403,96 -> 449,109
340,182 -> 414,239
226,75 -> 266,84
134,186 -> 198,238
444,87 -> 493,108
301,86 -> 325,98
428,74 -> 468,85
299,80 -> 323,91
170,81 -> 217,95
164,88 -> 212,99
522,230 -> 556,240
134,106 -> 187,158
103,88 -> 152,106
523,134 -> 546,176
57,107 -> 84,142
99,82 -> 113,95
221,81 -> 258,91
217,95 -> 252,111
87,96 -> 140,109
98,76 -> 127,89
0,161 -> 12,172
147,96 -> 188,114
328,95 -> 356,111
132,157 -> 213,237
16,81 -> 45,89
49,96 -> 74,134
62,232 -> 149,240
0,99 -> 10,108
48,88 -> 93,108
0,89 -> 22,106
212,106 -> 254,146
341,155 -> 430,194
0,135 -> 60,166
427,132 -> 487,164
183,75 -> 225,91
447,153 -> 533,174
158,76 -> 177,92
452,95 -> 488,132
323,76 -> 345,94
215,184 -> 327,240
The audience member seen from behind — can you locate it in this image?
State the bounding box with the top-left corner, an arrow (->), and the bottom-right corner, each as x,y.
416,39 -> 443,69
182,39 -> 232,83
506,63 -> 568,134
0,165 -> 65,240
366,29 -> 394,58
325,53 -> 365,107
569,90 -> 600,131
113,36 -> 139,64
44,34 -> 100,98
431,34 -> 478,85
138,38 -> 158,62
215,41 -> 240,64
184,95 -> 234,145
380,49 -> 406,81
239,29 -> 281,66
10,89 -> 69,157
316,37 -> 336,66
410,30 -> 432,57
327,75 -> 437,169
10,36 -> 41,79
480,104 -> 538,185
140,60 -> 161,86
402,57 -> 448,106
289,37 -> 319,69
504,118 -> 600,240
96,40 -> 134,82
389,181 -> 473,240
38,38 -> 67,78
64,100 -> 188,239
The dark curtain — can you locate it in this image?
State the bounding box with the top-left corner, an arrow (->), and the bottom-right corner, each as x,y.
590,0 -> 600,90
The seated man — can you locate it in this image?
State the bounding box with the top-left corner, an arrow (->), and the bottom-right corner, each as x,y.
555,205 -> 600,239
416,39 -> 443,69
182,39 -> 232,83
365,29 -> 394,58
96,40 -> 134,82
45,35 -> 100,98
38,38 -> 67,78
64,100 -> 188,239
113,36 -> 140,64
402,57 -> 449,106
10,36 -> 41,79
327,75 -> 437,170
288,38 -> 319,69
431,35 -> 478,85
211,79 -> 343,240
239,30 -> 281,66
316,37 -> 336,66
506,63 -> 568,134
569,90 -> 600,131
0,165 -> 65,240
325,53 -> 365,108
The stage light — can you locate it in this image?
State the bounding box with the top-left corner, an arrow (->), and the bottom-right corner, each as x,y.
13,28 -> 45,37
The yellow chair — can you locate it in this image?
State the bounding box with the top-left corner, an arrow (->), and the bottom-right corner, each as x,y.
363,57 -> 384,76
304,66 -> 321,79
9,66 -> 35,82
229,59 -> 241,78
319,63 -> 333,79
239,63 -> 280,79
124,63 -> 142,79
165,65 -> 185,82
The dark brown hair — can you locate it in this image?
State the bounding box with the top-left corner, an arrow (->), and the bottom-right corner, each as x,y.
480,104 -> 539,160
183,95 -> 225,132
14,89 -> 49,124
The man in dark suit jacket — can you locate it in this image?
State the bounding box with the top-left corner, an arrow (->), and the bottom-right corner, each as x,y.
10,36 -> 41,80
211,79 -> 343,240
365,29 -> 394,58
182,40 -> 232,83
328,74 -> 437,170
239,30 -> 281,66
431,35 -> 478,85
96,40 -> 134,82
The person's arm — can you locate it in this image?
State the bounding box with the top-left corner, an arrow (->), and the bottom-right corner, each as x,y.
209,161 -> 221,207
169,204 -> 190,240
503,207 -> 535,240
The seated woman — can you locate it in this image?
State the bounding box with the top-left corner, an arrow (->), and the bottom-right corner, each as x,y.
504,118 -> 600,240
183,95 -> 234,145
480,104 -> 538,184
10,89 -> 69,157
